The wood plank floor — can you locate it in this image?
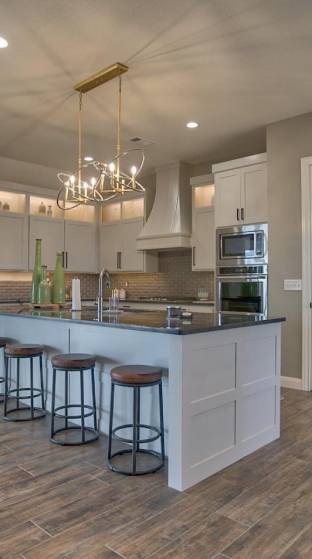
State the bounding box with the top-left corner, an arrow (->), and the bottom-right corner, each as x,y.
1,388 -> 312,558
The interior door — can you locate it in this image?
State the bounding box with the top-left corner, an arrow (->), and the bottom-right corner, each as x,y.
0,214 -> 28,270
120,219 -> 144,271
29,217 -> 64,271
65,222 -> 97,273
192,209 -> 215,270
241,163 -> 267,224
214,169 -> 241,227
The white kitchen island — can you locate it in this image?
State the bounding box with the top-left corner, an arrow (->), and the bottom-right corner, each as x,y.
0,307 -> 284,491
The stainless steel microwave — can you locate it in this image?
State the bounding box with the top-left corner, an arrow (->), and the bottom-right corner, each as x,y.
216,223 -> 268,267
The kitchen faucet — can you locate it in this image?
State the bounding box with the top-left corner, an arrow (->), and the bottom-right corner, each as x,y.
97,267 -> 111,321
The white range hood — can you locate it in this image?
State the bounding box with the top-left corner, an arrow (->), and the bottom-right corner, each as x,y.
137,161 -> 191,251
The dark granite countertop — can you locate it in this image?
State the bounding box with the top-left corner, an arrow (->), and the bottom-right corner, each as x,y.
0,305 -> 285,335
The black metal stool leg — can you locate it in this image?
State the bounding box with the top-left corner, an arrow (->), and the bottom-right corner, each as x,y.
3,356 -> 8,416
136,386 -> 140,452
91,367 -> 97,431
39,354 -> 45,410
51,368 -> 56,439
80,370 -> 85,443
107,382 -> 115,460
30,357 -> 34,419
16,357 -> 20,409
64,370 -> 69,430
159,381 -> 165,465
132,386 -> 138,474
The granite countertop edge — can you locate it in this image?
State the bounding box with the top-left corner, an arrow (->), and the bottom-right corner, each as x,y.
0,308 -> 286,336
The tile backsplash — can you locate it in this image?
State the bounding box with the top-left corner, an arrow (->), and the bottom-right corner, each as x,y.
109,250 -> 215,300
0,273 -> 98,303
0,250 -> 215,302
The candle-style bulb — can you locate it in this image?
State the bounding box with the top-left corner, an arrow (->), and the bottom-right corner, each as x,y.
109,162 -> 115,173
131,165 -> 137,176
70,175 -> 76,185
91,177 -> 96,187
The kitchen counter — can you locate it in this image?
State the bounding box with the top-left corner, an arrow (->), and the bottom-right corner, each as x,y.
0,307 -> 284,492
0,305 -> 284,335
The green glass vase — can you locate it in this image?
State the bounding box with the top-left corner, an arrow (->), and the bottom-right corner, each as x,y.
31,239 -> 42,304
52,252 -> 65,304
38,265 -> 51,304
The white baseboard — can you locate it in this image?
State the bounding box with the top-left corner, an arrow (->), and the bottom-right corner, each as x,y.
281,376 -> 303,390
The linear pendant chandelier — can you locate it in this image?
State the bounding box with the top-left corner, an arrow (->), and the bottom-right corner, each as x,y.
57,63 -> 145,210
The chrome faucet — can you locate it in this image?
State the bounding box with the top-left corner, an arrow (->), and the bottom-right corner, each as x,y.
97,267 -> 111,320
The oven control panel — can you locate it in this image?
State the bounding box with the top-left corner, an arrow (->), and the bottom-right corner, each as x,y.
218,265 -> 267,276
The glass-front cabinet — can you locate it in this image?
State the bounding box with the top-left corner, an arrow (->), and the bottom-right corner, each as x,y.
191,179 -> 215,271
0,191 -> 27,270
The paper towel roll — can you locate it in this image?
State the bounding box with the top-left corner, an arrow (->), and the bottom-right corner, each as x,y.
72,278 -> 81,311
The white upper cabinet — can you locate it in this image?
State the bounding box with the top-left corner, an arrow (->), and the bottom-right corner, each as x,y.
100,222 -> 120,272
65,221 -> 97,273
0,191 -> 27,270
0,213 -> 28,270
100,197 -> 158,273
214,170 -> 241,227
191,179 -> 215,271
241,163 -> 267,224
29,217 -> 65,271
213,154 -> 267,227
120,219 -> 144,272
28,196 -> 98,273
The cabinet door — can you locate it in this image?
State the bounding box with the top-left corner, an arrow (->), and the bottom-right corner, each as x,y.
192,210 -> 215,271
214,169 -> 241,227
0,214 -> 27,270
120,219 -> 144,272
65,222 -> 97,273
99,223 -> 120,272
29,217 -> 65,271
241,163 -> 267,224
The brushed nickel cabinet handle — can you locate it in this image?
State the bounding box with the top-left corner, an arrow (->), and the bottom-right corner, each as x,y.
193,246 -> 196,266
66,252 -> 68,269
236,208 -> 240,221
241,207 -> 244,221
117,251 -> 122,269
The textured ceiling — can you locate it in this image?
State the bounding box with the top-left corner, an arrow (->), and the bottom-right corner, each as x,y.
1,0 -> 312,177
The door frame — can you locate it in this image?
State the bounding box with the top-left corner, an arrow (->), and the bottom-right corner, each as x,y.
301,156 -> 312,391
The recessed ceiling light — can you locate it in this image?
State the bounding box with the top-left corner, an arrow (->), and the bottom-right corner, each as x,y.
186,121 -> 199,129
0,37 -> 8,49
84,155 -> 93,162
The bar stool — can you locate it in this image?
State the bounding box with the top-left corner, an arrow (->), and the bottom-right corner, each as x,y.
0,338 -> 7,403
50,353 -> 99,446
108,365 -> 165,476
4,344 -> 45,421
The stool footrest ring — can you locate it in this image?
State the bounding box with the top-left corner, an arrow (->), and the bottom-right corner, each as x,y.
112,423 -> 161,444
3,407 -> 46,422
54,403 -> 95,420
6,387 -> 43,400
108,448 -> 164,476
50,426 -> 99,446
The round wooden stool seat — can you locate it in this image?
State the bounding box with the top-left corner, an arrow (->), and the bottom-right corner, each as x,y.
0,338 -> 8,348
111,365 -> 162,385
5,344 -> 44,357
52,353 -> 96,370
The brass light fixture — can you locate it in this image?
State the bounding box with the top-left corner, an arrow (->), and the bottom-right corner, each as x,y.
57,63 -> 145,209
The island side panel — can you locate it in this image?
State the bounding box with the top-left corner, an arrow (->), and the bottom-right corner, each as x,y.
0,316 -> 171,452
171,323 -> 281,491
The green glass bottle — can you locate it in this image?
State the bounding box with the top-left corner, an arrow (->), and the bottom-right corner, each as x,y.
52,252 -> 65,304
38,265 -> 51,304
31,239 -> 42,304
